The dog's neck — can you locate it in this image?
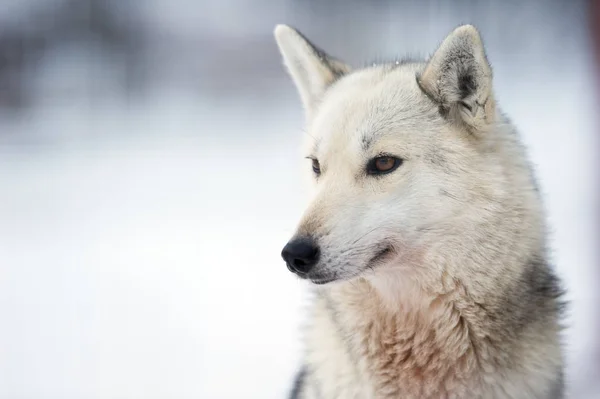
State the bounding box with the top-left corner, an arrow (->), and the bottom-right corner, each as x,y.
316,267 -> 558,398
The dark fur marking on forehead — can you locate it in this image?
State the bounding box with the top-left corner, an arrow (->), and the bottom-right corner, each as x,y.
360,104 -> 445,153
360,122 -> 403,152
361,135 -> 372,151
359,119 -> 403,152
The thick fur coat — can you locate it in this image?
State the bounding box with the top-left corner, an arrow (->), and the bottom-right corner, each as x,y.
275,25 -> 564,399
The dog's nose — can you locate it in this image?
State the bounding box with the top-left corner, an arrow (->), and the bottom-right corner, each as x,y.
281,238 -> 320,275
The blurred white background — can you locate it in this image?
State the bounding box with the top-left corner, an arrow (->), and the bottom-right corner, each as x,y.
0,0 -> 598,398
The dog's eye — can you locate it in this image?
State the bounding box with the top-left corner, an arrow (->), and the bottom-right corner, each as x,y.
311,159 -> 321,175
367,156 -> 402,175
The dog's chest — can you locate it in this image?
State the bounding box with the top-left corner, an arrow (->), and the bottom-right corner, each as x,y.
304,291 -> 486,399
302,289 -> 562,399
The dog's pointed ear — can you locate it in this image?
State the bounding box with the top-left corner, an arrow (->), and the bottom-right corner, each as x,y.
418,25 -> 495,132
274,25 -> 350,117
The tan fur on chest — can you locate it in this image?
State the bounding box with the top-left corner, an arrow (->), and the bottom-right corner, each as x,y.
327,280 -> 481,398
358,305 -> 477,397
304,279 -> 560,399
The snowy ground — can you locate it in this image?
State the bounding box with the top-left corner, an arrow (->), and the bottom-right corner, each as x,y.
0,2 -> 598,398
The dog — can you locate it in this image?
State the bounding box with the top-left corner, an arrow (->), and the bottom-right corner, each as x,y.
275,24 -> 565,399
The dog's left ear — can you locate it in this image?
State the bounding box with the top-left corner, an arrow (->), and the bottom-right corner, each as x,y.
274,25 -> 351,118
418,25 -> 495,132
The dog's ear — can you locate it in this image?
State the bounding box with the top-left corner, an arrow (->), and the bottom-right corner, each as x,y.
274,25 -> 350,117
418,25 -> 495,132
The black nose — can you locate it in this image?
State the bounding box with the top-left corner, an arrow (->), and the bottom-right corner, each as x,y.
281,238 -> 320,275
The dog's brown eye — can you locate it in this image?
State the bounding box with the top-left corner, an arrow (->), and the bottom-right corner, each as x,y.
311,159 -> 321,175
375,157 -> 395,171
367,156 -> 402,175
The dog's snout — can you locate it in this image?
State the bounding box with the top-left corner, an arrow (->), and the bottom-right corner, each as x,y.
281,238 -> 320,275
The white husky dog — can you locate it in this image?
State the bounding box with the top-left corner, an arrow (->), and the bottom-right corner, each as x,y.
275,24 -> 564,399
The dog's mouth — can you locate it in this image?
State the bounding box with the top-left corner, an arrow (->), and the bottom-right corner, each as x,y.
368,245 -> 394,266
310,276 -> 338,285
305,245 -> 395,285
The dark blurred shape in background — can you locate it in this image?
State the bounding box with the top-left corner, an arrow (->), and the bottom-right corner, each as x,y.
0,0 -> 145,109
0,0 -> 591,113
0,1 -> 597,398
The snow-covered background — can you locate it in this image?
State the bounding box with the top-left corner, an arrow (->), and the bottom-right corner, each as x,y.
0,0 -> 598,398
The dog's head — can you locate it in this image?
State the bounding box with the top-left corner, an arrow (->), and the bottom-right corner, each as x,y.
275,25 -> 539,287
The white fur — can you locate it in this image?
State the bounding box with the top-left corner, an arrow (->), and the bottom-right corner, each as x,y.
276,25 -> 564,399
